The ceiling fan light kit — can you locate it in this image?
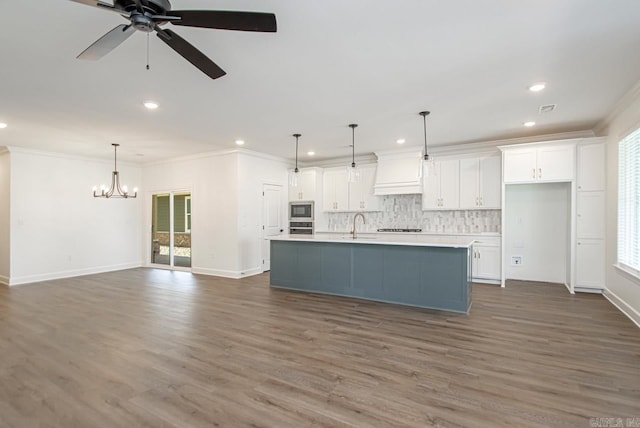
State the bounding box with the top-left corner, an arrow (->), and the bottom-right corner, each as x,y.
70,0 -> 277,79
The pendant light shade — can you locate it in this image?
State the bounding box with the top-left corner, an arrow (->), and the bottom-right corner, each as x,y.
289,133 -> 301,187
419,111 -> 435,177
347,124 -> 360,182
93,144 -> 137,198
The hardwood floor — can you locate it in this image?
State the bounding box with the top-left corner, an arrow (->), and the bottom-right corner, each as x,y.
0,269 -> 638,427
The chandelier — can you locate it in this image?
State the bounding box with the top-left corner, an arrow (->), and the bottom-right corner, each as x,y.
93,144 -> 138,198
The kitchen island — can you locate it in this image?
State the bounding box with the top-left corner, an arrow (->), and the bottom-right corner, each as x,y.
269,234 -> 473,313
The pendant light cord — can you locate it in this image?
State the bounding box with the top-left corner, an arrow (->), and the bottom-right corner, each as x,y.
293,134 -> 301,172
420,111 -> 430,160
113,143 -> 118,171
349,124 -> 358,167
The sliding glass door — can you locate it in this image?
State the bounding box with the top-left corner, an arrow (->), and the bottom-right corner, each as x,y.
151,192 -> 192,269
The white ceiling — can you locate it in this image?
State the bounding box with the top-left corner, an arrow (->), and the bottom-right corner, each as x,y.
1,0 -> 640,164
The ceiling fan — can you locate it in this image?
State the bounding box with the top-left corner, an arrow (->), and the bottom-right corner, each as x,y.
70,0 -> 277,79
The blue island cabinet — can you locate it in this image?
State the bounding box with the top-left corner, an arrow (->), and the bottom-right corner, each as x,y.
270,239 -> 471,313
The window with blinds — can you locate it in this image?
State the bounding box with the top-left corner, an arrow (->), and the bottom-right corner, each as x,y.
618,126 -> 640,278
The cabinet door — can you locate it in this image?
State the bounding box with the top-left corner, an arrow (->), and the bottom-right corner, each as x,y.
288,172 -> 304,201
479,155 -> 501,208
459,158 -> 480,209
577,192 -> 605,239
577,143 -> 605,191
350,165 -> 379,211
439,160 -> 459,209
422,162 -> 441,210
323,168 -> 348,212
503,148 -> 537,183
300,169 -> 317,200
474,245 -> 501,280
576,239 -> 605,289
537,145 -> 575,181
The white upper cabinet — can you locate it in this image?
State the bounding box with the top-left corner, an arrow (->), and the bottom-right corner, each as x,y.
577,142 -> 606,191
459,155 -> 501,209
288,167 -> 323,202
422,159 -> 459,210
323,167 -> 349,212
502,143 -> 575,183
348,164 -> 380,211
323,165 -> 380,212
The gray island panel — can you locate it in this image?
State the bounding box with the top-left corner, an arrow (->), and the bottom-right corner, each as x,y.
270,239 -> 471,313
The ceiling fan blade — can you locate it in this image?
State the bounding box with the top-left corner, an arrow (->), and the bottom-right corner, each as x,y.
156,28 -> 226,79
69,0 -> 129,15
77,24 -> 136,61
169,10 -> 277,32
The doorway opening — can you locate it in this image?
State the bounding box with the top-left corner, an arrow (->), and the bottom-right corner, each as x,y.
151,191 -> 192,269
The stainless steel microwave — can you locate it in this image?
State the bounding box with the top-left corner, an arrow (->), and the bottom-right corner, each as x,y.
289,201 -> 314,220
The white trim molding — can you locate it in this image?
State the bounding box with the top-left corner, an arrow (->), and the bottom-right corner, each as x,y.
0,275 -> 9,286
604,289 -> 640,328
191,266 -> 263,280
8,262 -> 144,286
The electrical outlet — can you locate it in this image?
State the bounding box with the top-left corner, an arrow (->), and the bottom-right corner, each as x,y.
511,256 -> 523,266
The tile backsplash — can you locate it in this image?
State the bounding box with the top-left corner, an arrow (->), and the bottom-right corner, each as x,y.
325,194 -> 501,234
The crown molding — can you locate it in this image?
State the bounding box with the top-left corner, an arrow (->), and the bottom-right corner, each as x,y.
593,78 -> 640,136
143,147 -> 289,168
4,145 -> 142,167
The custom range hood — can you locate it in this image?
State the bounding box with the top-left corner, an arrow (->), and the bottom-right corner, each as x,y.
373,149 -> 424,195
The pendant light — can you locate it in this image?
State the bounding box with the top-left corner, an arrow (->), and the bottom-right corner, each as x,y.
289,133 -> 301,187
419,111 -> 435,177
92,144 -> 137,198
347,124 -> 360,182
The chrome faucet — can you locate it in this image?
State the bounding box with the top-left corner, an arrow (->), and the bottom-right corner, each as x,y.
352,212 -> 366,239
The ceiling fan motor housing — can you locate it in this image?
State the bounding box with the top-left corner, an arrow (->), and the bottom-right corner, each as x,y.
115,0 -> 170,15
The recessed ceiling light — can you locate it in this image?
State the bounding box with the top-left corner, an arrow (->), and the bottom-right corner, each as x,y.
0,123 -> 7,129
143,101 -> 159,110
307,151 -> 315,156
396,138 -> 406,144
528,83 -> 546,92
524,121 -> 536,127
235,140 -> 245,146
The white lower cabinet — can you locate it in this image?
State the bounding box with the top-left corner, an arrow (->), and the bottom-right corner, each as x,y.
575,239 -> 605,290
472,243 -> 501,282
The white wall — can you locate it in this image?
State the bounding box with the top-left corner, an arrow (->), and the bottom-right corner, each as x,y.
237,152 -> 288,275
505,183 -> 570,284
8,148 -> 143,285
599,84 -> 640,326
0,149 -> 10,284
142,151 -> 240,277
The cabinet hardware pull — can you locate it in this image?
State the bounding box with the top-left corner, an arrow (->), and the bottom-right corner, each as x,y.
480,197 -> 483,206
538,168 -> 542,179
476,197 -> 479,206
532,168 -> 535,178
578,242 -> 581,245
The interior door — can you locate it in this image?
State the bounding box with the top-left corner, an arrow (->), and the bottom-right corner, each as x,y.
263,184 -> 284,271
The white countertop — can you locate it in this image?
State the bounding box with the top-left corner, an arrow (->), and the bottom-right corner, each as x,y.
270,234 -> 474,248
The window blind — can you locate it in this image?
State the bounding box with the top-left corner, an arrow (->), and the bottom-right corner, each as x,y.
618,126 -> 640,276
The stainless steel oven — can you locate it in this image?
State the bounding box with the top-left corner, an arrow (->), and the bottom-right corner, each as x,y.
289,221 -> 314,235
289,201 -> 314,221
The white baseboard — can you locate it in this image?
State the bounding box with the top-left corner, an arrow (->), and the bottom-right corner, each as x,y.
473,279 -> 501,285
604,289 -> 640,328
0,274 -> 9,286
8,262 -> 143,286
574,287 -> 603,294
191,266 -> 262,279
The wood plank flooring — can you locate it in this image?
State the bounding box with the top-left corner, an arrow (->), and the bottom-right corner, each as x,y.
0,269 -> 638,427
